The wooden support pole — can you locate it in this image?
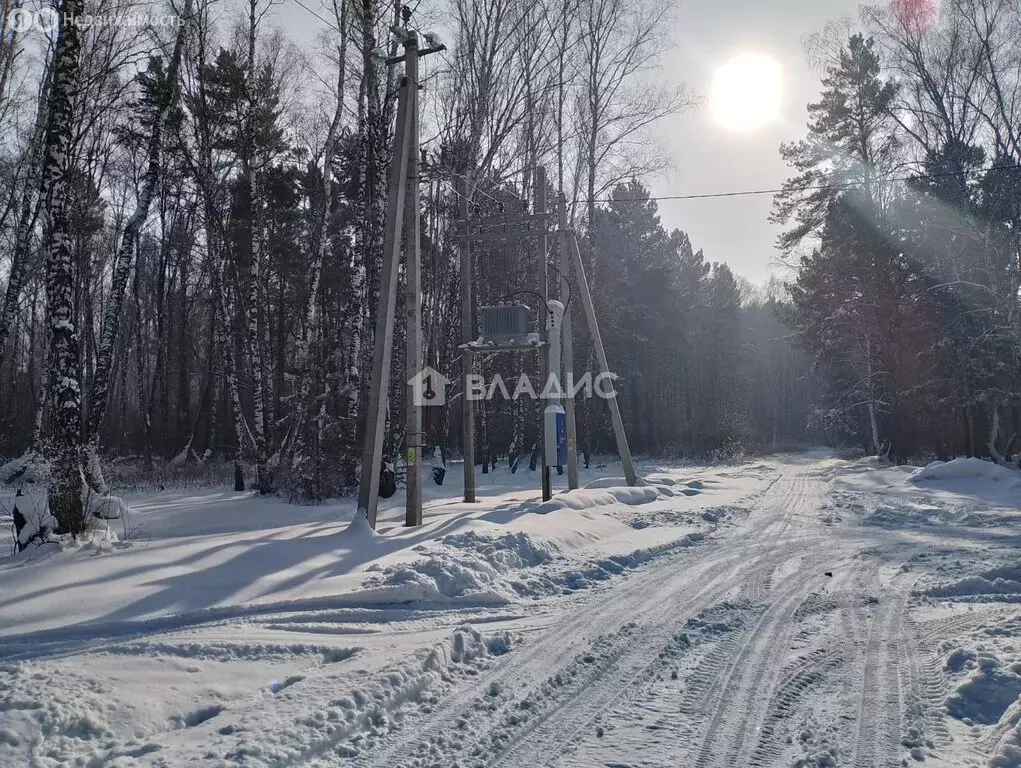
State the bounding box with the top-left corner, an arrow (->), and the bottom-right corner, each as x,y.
566,230 -> 637,487
357,75 -> 414,528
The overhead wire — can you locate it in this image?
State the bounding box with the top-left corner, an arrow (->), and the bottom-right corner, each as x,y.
583,163 -> 1021,204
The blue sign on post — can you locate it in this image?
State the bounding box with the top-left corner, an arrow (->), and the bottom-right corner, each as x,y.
544,405 -> 567,467
555,409 -> 567,465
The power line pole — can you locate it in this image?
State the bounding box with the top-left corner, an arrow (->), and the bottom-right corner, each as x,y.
357,75 -> 413,528
567,229 -> 636,486
458,179 -> 476,504
536,166 -> 552,502
404,31 -> 422,527
358,17 -> 445,529
557,192 -> 580,489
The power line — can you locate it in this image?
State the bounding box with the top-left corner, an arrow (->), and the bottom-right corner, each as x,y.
290,0 -> 339,32
585,163 -> 1021,205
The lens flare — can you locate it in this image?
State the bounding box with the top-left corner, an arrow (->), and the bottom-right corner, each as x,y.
891,0 -> 939,36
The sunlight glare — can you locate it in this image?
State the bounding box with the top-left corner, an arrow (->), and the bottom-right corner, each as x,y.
710,53 -> 783,134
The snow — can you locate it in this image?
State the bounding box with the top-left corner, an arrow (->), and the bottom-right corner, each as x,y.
0,451 -> 50,485
909,457 -> 1021,484
3,452 -> 1021,766
991,696 -> 1021,768
85,492 -> 132,521
11,487 -> 56,549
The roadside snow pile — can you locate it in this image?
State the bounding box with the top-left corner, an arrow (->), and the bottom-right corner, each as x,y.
357,481 -> 703,605
449,623 -> 514,663
360,530 -> 561,604
533,486 -> 661,515
909,457 -> 1019,484
990,696 -> 1021,768
361,549 -> 515,605
360,521 -> 708,605
216,624 -> 514,765
926,566 -> 1021,601
938,611 -> 1021,767
947,654 -> 1021,725
442,529 -> 559,569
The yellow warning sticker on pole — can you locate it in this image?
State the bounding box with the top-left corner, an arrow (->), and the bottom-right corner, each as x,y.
408,448 -> 417,464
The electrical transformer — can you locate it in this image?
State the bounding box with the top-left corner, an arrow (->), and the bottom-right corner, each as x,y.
479,303 -> 532,346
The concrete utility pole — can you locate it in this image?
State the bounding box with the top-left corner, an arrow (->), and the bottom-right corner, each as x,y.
357,75 -> 413,528
358,17 -> 445,529
557,193 -> 580,489
567,230 -> 637,487
457,183 -> 550,505
404,32 -> 422,527
536,167 -> 552,502
458,177 -> 476,503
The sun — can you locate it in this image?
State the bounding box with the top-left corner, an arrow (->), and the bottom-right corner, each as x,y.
710,53 -> 783,134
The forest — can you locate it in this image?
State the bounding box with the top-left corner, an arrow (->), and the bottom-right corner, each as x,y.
0,0 -> 1018,532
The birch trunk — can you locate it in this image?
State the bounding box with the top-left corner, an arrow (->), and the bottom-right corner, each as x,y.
0,58 -> 51,369
988,395 -> 1004,463
187,8 -> 254,489
41,0 -> 86,534
84,1 -> 192,491
284,0 -> 348,487
246,0 -> 269,492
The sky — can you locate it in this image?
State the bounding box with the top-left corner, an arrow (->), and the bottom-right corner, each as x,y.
280,0 -> 865,285
655,0 -> 864,284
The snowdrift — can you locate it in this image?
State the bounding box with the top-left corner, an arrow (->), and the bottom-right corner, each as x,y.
908,457 -> 1020,484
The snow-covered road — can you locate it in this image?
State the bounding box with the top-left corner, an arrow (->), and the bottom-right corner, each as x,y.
348,460 -> 914,768
2,454 -> 1020,767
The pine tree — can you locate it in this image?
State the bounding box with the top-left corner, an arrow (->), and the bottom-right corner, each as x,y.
774,35 -> 914,457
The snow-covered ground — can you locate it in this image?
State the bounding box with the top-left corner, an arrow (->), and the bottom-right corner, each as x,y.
1,453 -> 1019,767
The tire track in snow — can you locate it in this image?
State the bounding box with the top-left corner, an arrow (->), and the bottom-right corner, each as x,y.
354,467 -> 830,768
678,465 -> 849,768
746,586 -> 860,767
851,590 -> 908,768
685,563 -> 835,768
495,468 -> 843,768
349,541 -> 770,768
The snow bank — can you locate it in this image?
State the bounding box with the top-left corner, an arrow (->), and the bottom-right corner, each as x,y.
361,551 -> 514,605
533,486 -> 661,515
0,452 -> 50,485
442,529 -> 559,569
926,566 -> 1021,600
219,623 -> 515,764
947,654 -> 1021,725
358,529 -> 562,604
358,524 -> 708,606
909,457 -> 1019,484
990,695 -> 1021,768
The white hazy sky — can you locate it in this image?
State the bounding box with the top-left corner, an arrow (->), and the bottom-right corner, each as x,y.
276,0 -> 864,285
655,0 -> 863,284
